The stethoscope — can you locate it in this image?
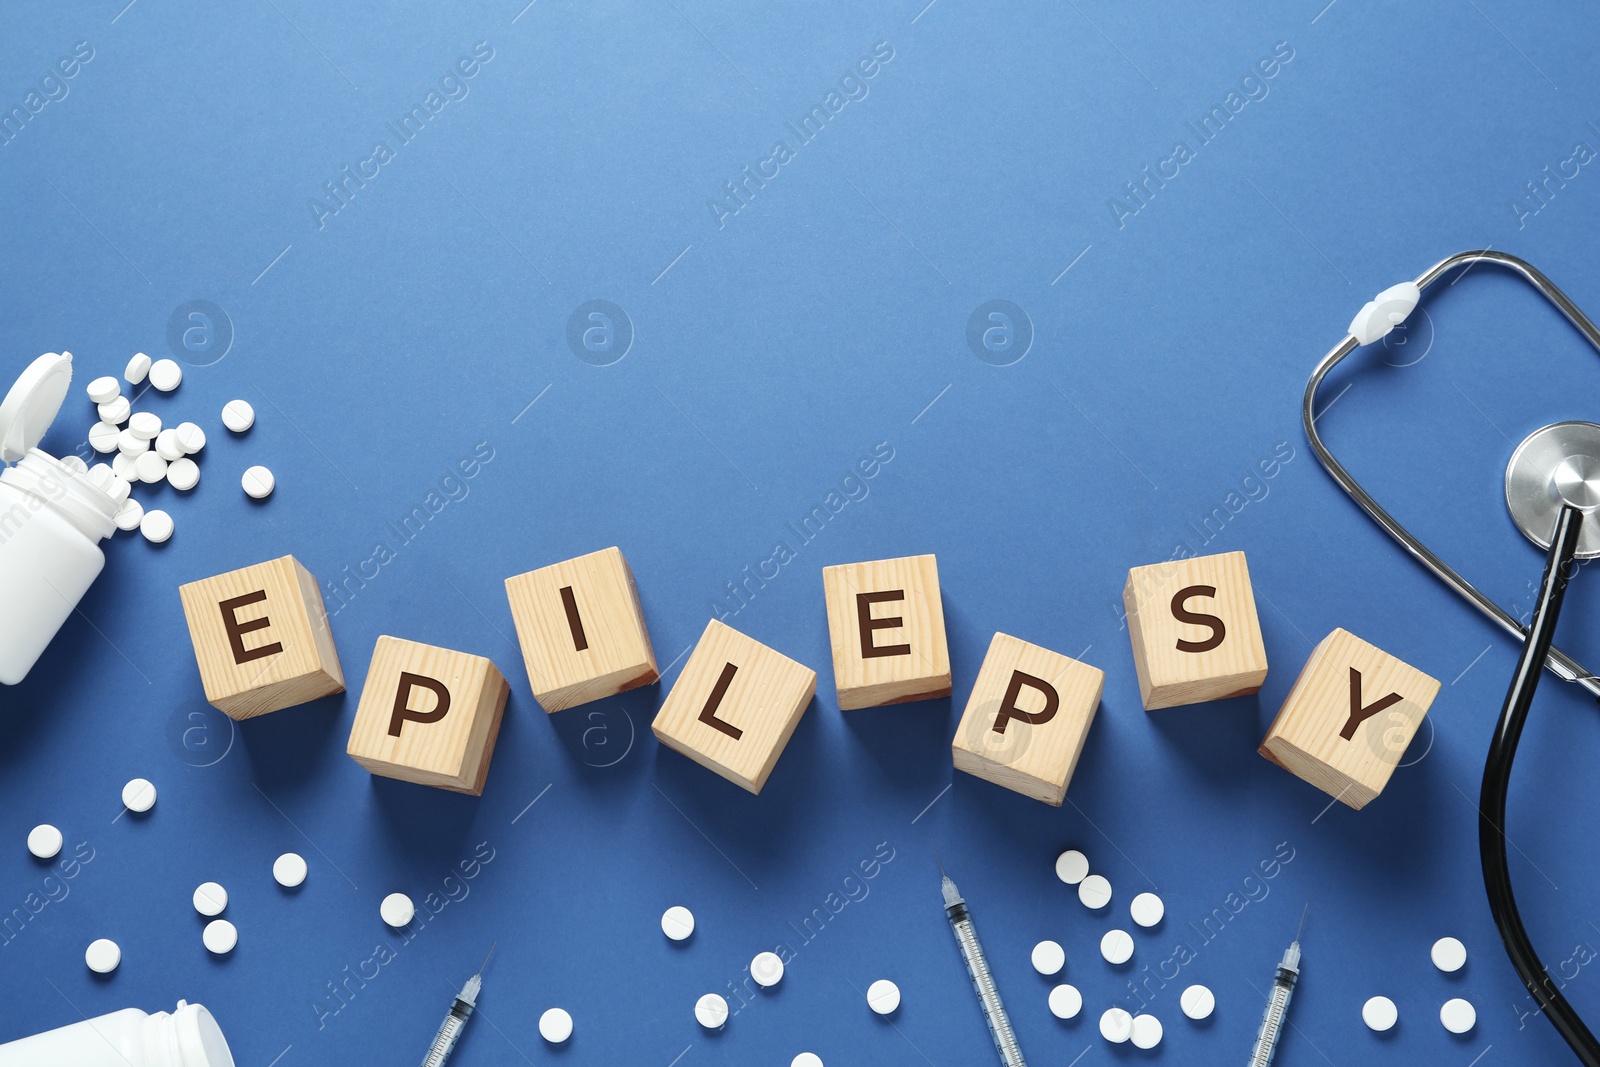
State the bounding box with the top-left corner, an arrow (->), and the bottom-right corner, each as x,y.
1304,250 -> 1600,1064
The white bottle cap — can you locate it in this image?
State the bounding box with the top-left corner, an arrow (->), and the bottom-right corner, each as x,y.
0,352 -> 74,464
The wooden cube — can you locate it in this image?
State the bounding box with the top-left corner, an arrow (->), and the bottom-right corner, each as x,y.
822,554 -> 951,709
177,555 -> 345,720
1259,628 -> 1440,810
504,547 -> 659,712
651,619 -> 816,794
346,636 -> 510,795
952,633 -> 1104,806
1123,550 -> 1268,710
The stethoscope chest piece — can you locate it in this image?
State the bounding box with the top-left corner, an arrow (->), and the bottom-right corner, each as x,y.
1506,421 -> 1600,558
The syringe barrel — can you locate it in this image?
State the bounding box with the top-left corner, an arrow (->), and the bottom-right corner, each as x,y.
1247,973 -> 1297,1067
947,906 -> 1028,1067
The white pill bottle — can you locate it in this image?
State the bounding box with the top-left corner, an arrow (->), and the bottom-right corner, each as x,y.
0,1000 -> 235,1066
0,351 -> 120,685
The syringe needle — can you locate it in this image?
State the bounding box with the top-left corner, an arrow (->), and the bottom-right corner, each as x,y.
476,941 -> 497,977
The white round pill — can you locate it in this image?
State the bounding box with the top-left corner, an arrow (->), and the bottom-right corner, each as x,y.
134,451 -> 167,485
117,429 -> 148,457
1048,983 -> 1083,1020
661,905 -> 695,941
139,509 -> 174,544
128,411 -> 161,440
1431,936 -> 1467,973
222,399 -> 256,433
27,824 -> 63,860
202,918 -> 237,954
89,422 -> 121,453
1099,1007 -> 1133,1043
695,993 -> 729,1029
112,452 -> 138,481
149,359 -> 182,392
85,938 -> 121,974
1362,995 -> 1398,1032
99,396 -> 130,425
1440,997 -> 1476,1034
155,428 -> 185,461
167,457 -> 200,491
60,454 -> 88,474
791,1055 -> 823,1067
114,498 -> 144,532
242,465 -> 275,499
274,852 -> 307,888
1180,984 -> 1215,1021
1131,1013 -> 1163,1050
1130,892 -> 1165,928
105,475 -> 131,505
193,882 -> 228,917
380,892 -> 415,928
1078,874 -> 1112,910
88,464 -> 114,489
125,353 -> 151,385
1055,849 -> 1089,885
121,777 -> 156,812
175,422 -> 206,455
538,1007 -> 573,1043
752,950 -> 785,988
867,979 -> 901,1015
87,376 -> 121,404
1032,939 -> 1066,976
1100,929 -> 1134,966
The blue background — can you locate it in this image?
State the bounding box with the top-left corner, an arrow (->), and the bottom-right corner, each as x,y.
3,1 -> 1600,1064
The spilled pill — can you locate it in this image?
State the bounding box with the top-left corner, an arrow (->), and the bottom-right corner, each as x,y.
202,919 -> 237,954
117,429 -> 148,457
1078,874 -> 1112,910
273,852 -> 307,888
1100,929 -> 1134,966
166,458 -> 199,491
1032,939 -> 1066,976
175,422 -> 206,455
98,396 -> 130,425
89,422 -> 120,453
112,453 -> 138,482
695,993 -> 729,1029
1099,1007 -> 1133,1043
222,399 -> 255,433
538,1008 -> 573,1043
85,938 -> 121,974
1440,998 -> 1475,1035
125,353 -> 151,385
1180,984 -> 1215,1021
87,377 -> 120,404
1362,995 -> 1398,1032
128,411 -> 161,440
380,892 -> 414,927
1048,984 -> 1083,1020
193,882 -> 228,917
791,1055 -> 823,1067
1130,892 -> 1165,928
148,359 -> 182,392
134,451 -> 167,485
140,509 -> 173,544
1055,849 -> 1089,885
752,951 -> 785,988
1130,1013 -> 1163,1050
867,979 -> 901,1015
121,778 -> 156,812
27,824 -> 63,860
242,465 -> 275,500
661,905 -> 695,941
155,428 -> 185,461
114,498 -> 144,532
1431,937 -> 1466,973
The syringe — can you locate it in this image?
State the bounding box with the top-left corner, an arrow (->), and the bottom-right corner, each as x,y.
937,852 -> 1027,1067
420,943 -> 495,1067
1248,909 -> 1306,1067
